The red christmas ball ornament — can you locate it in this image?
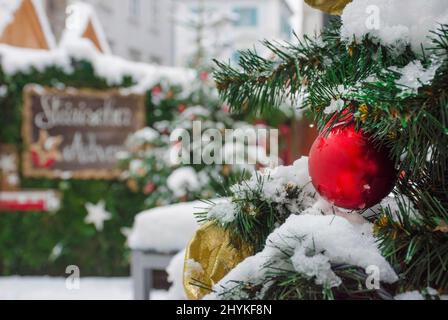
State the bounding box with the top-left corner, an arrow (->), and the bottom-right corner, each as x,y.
308,116 -> 396,210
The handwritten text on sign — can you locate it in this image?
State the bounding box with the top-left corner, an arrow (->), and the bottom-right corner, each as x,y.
22,86 -> 145,179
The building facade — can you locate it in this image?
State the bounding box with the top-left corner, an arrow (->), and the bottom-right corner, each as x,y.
173,0 -> 296,66
43,0 -> 175,65
42,0 -> 323,67
79,0 -> 175,65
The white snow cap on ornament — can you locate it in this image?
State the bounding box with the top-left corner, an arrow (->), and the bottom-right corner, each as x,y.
341,0 -> 448,53
128,200 -> 225,252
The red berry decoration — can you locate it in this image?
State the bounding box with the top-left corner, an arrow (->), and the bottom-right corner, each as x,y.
308,116 -> 396,210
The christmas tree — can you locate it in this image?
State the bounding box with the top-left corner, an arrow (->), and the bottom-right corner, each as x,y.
182,0 -> 448,300
119,72 -> 275,209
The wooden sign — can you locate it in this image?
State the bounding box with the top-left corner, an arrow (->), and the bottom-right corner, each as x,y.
22,86 -> 145,179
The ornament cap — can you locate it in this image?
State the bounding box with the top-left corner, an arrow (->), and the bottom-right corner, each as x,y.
305,0 -> 352,15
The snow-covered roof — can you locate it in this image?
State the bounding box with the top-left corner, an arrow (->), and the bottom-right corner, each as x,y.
0,40 -> 195,93
0,0 -> 56,50
60,1 -> 111,54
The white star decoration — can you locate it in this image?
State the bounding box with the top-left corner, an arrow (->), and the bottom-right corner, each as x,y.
84,200 -> 112,231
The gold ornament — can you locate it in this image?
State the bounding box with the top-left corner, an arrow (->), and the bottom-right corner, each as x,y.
183,222 -> 253,300
305,0 -> 353,15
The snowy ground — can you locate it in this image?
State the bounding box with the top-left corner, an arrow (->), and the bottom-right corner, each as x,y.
0,277 -> 168,300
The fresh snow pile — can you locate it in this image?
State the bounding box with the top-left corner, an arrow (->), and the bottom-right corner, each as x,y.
392,60 -> 441,94
126,127 -> 160,148
128,201 -> 205,252
324,98 -> 345,114
323,85 -> 348,114
165,250 -> 208,300
167,167 -> 202,198
395,288 -> 448,300
207,199 -> 237,224
205,214 -> 398,299
165,249 -> 188,300
232,157 -> 315,211
231,157 -> 361,220
341,0 -> 448,53
0,45 -> 71,74
0,40 -> 195,91
0,277 -> 133,300
0,276 -> 172,300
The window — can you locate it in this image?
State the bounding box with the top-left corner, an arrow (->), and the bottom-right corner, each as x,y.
233,7 -> 258,27
129,0 -> 140,18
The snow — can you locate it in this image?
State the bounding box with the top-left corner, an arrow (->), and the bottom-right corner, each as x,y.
323,85 -> 348,114
167,167 -> 201,198
202,157 -> 399,299
0,45 -> 71,74
132,127 -> 160,143
341,0 -> 448,54
228,157 -> 369,224
165,249 -> 188,300
232,157 -> 316,215
394,291 -> 425,300
0,40 -> 195,91
206,214 -> 398,299
127,200 -> 205,252
0,276 -> 172,300
0,277 -> 133,300
207,199 -> 237,224
395,288 -> 448,300
125,127 -> 160,152
184,259 -> 204,279
180,106 -> 211,119
380,194 -> 422,222
324,98 -> 345,114
392,60 -> 441,94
